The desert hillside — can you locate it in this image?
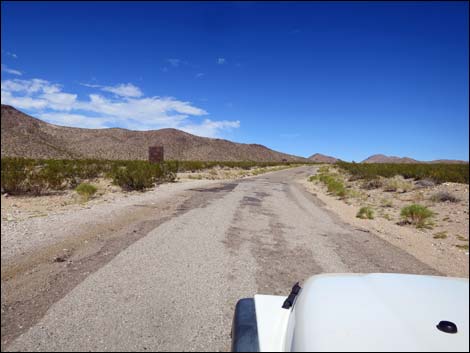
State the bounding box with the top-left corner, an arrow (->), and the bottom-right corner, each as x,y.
308,153 -> 339,164
1,105 -> 305,162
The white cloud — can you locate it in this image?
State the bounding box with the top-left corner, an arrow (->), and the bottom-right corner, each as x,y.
1,64 -> 22,76
195,73 -> 205,79
81,82 -> 143,98
1,78 -> 56,93
1,90 -> 48,110
180,119 -> 240,138
101,83 -> 142,98
1,78 -> 76,110
39,92 -> 77,111
38,112 -> 110,129
217,58 -> 226,65
1,77 -> 240,137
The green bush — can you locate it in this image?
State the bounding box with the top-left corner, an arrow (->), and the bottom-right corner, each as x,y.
1,158 -> 301,194
337,162 -> 469,184
111,162 -> 161,191
75,183 -> 97,201
400,204 -> 434,228
356,206 -> 374,219
318,174 -> 346,197
326,178 -> 346,197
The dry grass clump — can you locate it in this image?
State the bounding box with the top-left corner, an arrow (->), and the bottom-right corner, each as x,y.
383,176 -> 413,193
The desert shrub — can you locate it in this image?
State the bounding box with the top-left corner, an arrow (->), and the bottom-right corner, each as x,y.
1,158 -> 299,194
381,198 -> 393,208
383,176 -> 413,193
400,204 -> 434,228
361,178 -> 383,190
357,207 -> 374,219
430,192 -> 459,203
337,162 -> 469,184
1,158 -> 33,194
75,183 -> 97,201
111,162 -> 162,191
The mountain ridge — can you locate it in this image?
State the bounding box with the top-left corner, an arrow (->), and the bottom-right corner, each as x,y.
361,154 -> 468,164
308,153 -> 339,164
0,105 -> 306,162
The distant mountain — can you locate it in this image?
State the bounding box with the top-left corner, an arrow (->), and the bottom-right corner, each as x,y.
1,105 -> 306,162
308,153 -> 338,164
362,154 -> 419,164
362,154 -> 468,164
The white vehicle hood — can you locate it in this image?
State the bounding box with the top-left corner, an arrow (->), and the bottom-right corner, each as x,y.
255,273 -> 469,352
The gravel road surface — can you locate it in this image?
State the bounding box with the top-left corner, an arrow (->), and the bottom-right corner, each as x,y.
4,166 -> 439,351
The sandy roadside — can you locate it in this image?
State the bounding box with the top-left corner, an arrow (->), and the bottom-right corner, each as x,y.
301,178 -> 469,278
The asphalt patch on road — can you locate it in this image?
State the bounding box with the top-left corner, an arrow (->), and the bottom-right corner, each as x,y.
189,183 -> 237,193
1,181 -> 238,350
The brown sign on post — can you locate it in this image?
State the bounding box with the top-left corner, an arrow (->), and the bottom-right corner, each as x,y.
149,146 -> 164,163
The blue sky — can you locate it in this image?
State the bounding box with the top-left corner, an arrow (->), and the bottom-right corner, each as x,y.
1,1 -> 468,161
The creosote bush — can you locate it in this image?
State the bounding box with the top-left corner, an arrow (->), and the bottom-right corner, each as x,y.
337,162 -> 469,184
1,158 -> 299,194
75,183 -> 97,201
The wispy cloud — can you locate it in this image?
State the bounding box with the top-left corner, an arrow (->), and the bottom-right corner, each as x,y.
6,51 -> 18,59
195,73 -> 205,79
2,77 -> 240,137
180,119 -> 240,138
81,82 -> 143,98
3,51 -> 18,59
37,112 -> 110,129
217,58 -> 226,65
167,58 -> 182,67
1,64 -> 22,76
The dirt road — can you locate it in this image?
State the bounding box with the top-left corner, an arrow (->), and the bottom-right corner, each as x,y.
2,166 -> 439,351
